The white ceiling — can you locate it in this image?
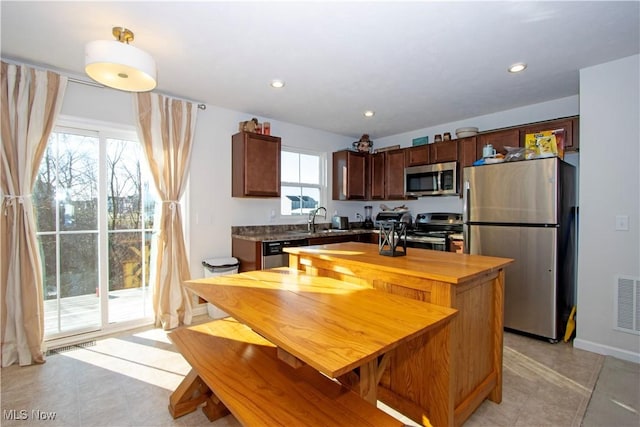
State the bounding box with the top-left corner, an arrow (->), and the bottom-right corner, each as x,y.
2,1 -> 639,139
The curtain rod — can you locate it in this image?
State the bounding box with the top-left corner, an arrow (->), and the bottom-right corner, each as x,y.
0,59 -> 206,110
67,77 -> 207,110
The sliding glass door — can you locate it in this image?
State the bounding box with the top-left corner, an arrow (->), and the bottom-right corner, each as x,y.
34,123 -> 158,339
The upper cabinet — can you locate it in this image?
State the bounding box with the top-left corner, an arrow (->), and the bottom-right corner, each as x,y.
369,152 -> 386,200
429,140 -> 458,163
520,117 -> 579,153
384,149 -> 407,200
405,145 -> 429,167
458,136 -> 478,170
330,115 -> 579,201
477,128 -> 520,158
232,132 -> 281,197
332,150 -> 368,200
332,149 -> 406,201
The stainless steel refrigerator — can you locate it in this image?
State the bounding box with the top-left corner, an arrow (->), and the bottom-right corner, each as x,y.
463,157 -> 577,342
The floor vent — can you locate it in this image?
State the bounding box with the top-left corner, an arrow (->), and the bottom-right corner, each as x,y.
46,340 -> 96,356
614,275 -> 640,335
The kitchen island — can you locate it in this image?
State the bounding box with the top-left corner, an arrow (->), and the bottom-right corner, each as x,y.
285,242 -> 513,427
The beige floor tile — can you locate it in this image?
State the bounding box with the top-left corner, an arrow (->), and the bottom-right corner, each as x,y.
1,325 -> 636,427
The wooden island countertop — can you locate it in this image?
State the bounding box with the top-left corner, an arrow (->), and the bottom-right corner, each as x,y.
285,242 -> 514,427
284,241 -> 512,286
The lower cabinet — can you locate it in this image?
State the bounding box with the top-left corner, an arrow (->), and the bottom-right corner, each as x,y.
232,238 -> 262,272
233,234 -> 375,272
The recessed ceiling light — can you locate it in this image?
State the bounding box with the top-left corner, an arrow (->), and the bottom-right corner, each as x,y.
270,79 -> 285,88
364,110 -> 375,118
508,63 -> 527,73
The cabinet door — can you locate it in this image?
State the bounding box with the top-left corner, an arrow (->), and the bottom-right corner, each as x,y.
429,141 -> 458,163
308,235 -> 355,245
370,152 -> 385,200
520,117 -> 578,153
458,136 -> 478,169
332,151 -> 367,200
457,136 -> 478,198
385,149 -> 406,200
232,238 -> 261,272
232,132 -> 281,197
405,146 -> 429,166
477,128 -> 519,158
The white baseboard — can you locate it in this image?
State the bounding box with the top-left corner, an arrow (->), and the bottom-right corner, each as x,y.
573,338 -> 640,364
192,304 -> 208,316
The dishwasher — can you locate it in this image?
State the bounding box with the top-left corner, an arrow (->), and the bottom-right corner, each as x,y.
261,238 -> 309,269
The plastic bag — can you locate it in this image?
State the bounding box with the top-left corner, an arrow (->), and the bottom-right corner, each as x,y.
504,146 -> 536,162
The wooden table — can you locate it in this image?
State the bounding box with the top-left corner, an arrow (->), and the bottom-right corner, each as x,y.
181,268 -> 456,404
285,242 -> 514,427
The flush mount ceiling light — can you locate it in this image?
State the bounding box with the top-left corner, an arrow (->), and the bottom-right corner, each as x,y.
85,27 -> 157,92
270,79 -> 285,88
363,110 -> 375,118
508,62 -> 527,73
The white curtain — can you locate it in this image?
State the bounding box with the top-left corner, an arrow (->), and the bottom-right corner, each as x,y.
1,62 -> 67,366
133,93 -> 197,330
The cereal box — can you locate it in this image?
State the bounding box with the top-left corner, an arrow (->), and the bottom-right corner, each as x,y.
524,129 -> 565,159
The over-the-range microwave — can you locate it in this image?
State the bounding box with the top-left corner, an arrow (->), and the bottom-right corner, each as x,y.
404,161 -> 458,197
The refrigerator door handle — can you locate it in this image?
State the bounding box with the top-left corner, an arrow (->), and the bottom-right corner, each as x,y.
463,180 -> 470,253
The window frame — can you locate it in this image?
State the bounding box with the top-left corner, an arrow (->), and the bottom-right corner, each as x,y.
37,115 -> 161,339
280,146 -> 327,217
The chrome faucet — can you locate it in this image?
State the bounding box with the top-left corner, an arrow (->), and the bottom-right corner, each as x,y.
308,206 -> 327,233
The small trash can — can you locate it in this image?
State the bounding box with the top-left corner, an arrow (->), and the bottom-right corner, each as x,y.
202,257 -> 239,319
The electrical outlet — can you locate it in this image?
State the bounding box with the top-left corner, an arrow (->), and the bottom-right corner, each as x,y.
615,215 -> 629,231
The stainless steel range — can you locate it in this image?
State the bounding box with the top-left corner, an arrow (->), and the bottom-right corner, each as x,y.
408,212 -> 463,251
374,211 -> 462,252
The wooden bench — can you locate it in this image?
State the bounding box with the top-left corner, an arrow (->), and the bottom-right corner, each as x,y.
168,318 -> 404,426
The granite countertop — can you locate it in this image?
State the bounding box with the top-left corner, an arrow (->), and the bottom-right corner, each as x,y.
231,224 -> 374,242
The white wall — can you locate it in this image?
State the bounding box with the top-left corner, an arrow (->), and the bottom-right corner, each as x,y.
574,55 -> 640,362
187,106 -> 352,275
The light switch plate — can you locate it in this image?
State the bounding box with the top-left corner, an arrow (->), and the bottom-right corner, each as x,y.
615,215 -> 629,231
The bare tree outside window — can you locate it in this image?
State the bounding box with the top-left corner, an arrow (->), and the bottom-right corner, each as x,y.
34,127 -> 157,337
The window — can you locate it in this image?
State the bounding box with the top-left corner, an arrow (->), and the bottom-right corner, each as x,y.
33,120 -> 159,338
280,148 -> 326,216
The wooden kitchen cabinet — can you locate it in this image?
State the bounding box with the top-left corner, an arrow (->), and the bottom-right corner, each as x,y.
232,238 -> 262,272
369,152 -> 386,200
429,140 -> 458,163
232,132 -> 281,197
477,128 -> 520,158
520,116 -> 579,152
332,150 -> 368,200
405,145 -> 429,166
307,234 -> 357,245
384,148 -> 407,200
457,136 -> 478,197
458,136 -> 478,169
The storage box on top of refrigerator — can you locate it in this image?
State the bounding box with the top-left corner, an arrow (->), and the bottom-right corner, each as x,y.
463,157 -> 577,342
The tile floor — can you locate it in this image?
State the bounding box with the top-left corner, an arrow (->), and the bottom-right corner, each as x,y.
1,319 -> 638,427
